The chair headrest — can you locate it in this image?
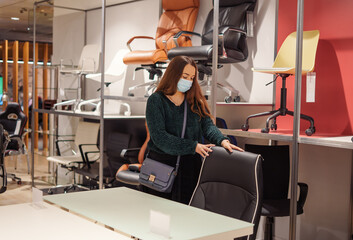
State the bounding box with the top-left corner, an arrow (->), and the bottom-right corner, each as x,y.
163,0 -> 199,11
216,0 -> 256,7
2,102 -> 22,118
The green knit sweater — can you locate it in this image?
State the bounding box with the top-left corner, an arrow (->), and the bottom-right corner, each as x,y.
146,91 -> 228,156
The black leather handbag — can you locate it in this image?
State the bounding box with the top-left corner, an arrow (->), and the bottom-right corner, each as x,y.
139,99 -> 187,193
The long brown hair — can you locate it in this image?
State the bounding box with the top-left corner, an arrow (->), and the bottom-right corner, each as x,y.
156,56 -> 212,119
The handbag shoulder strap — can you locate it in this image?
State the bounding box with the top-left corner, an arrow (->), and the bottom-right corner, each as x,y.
175,98 -> 188,173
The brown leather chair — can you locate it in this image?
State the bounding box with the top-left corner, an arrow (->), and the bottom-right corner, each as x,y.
123,0 -> 199,97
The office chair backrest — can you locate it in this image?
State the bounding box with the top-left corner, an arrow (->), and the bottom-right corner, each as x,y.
106,49 -> 129,77
156,0 -> 200,51
74,121 -> 100,153
272,30 -> 320,72
190,146 -> 263,240
201,0 -> 257,63
245,144 -> 290,200
105,131 -> 131,176
0,102 -> 26,136
78,44 -> 101,72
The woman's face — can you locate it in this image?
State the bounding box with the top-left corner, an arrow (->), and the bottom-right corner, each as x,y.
181,64 -> 196,82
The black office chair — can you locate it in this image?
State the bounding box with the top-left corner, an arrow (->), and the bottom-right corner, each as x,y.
216,117 -> 237,145
244,144 -> 308,240
115,121 -> 149,186
74,131 -> 132,189
116,118 -> 237,186
0,124 -> 10,194
189,146 -> 263,240
168,0 -> 257,102
0,102 -> 31,184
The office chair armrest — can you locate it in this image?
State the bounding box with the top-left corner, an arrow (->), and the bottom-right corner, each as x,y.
297,182 -> 308,209
84,151 -> 100,163
126,36 -> 155,51
78,143 -> 99,163
120,148 -> 141,158
218,26 -> 247,59
173,31 -> 201,47
219,26 -> 247,36
21,128 -> 32,140
128,163 -> 141,172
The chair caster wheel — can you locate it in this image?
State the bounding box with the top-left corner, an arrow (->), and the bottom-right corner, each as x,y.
224,96 -> 232,103
270,123 -> 277,130
128,92 -> 134,97
261,128 -> 269,133
233,96 -> 241,102
305,127 -> 315,136
241,124 -> 249,131
204,95 -> 209,100
17,181 -> 22,185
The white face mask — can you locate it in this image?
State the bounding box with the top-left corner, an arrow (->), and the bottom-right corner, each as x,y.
177,78 -> 193,92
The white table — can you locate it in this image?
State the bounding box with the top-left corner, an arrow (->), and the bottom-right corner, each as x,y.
44,187 -> 253,240
0,202 -> 131,240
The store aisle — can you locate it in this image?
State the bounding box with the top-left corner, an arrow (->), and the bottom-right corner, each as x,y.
0,152 -> 53,206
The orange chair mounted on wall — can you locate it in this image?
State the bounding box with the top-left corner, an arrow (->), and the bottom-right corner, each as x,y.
123,0 -> 200,97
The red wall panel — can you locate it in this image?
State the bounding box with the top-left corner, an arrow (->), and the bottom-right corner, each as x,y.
276,0 -> 353,135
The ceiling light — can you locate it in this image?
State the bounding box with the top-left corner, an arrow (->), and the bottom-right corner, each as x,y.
11,17 -> 20,21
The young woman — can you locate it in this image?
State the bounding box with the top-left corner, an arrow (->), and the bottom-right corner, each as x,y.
145,56 -> 243,204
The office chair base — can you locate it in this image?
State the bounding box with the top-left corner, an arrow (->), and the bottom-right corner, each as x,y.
8,173 -> 21,185
0,186 -> 6,194
264,216 -> 274,240
241,107 -> 315,136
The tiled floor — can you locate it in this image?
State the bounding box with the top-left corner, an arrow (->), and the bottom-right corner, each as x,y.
0,152 -> 54,206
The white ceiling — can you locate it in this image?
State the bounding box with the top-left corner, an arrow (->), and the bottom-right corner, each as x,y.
0,0 -> 52,42
53,0 -> 137,11
0,0 -> 142,42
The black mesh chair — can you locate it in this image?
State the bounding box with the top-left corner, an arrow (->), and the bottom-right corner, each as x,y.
245,144 -> 308,240
189,146 -> 263,240
73,131 -> 132,189
168,0 -> 257,102
0,102 -> 30,184
0,124 -> 10,193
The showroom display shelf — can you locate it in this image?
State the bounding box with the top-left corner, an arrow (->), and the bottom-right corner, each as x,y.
220,128 -> 353,150
34,108 -> 145,119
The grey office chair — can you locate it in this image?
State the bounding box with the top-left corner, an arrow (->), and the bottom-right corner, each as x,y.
189,146 -> 263,240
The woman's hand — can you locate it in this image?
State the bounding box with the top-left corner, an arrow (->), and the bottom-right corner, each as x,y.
221,139 -> 244,153
195,143 -> 215,158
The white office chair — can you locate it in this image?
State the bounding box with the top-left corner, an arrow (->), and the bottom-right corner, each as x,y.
77,49 -> 131,115
47,121 -> 100,185
54,44 -> 101,112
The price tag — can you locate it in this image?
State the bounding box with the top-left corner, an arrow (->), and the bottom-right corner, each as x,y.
306,72 -> 316,103
32,187 -> 43,203
149,210 -> 171,239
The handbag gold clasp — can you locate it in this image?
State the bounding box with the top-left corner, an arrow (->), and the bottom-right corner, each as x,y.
149,174 -> 156,182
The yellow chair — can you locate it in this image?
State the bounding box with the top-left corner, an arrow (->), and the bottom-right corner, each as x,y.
241,30 -> 320,136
